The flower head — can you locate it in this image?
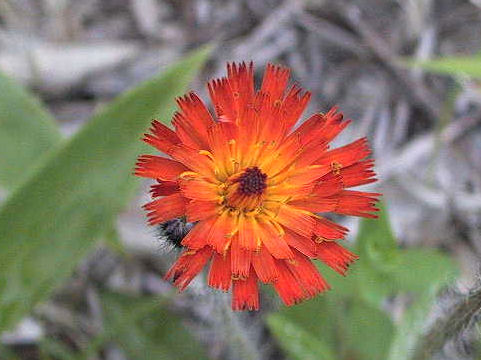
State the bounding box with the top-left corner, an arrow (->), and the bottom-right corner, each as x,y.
135,62 -> 379,310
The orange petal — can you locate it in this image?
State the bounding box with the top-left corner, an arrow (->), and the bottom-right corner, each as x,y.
259,220 -> 294,259
165,247 -> 212,291
168,145 -> 215,177
173,92 -> 214,149
179,177 -> 219,201
208,252 -> 232,291
285,164 -> 331,187
284,230 -> 317,258
252,246 -> 278,283
181,219 -> 215,249
290,137 -> 329,168
273,260 -> 305,306
172,112 -> 199,149
286,250 -> 330,297
237,214 -> 258,251
275,205 -> 317,239
150,181 -> 179,197
316,137 -> 371,169
315,107 -> 351,143
280,85 -> 311,131
208,77 -> 237,123
232,270 -> 259,311
289,176 -> 344,212
142,120 -> 180,154
143,193 -> 186,225
266,182 -> 314,202
135,155 -> 188,181
291,107 -> 350,146
202,210 -> 234,253
328,190 -> 381,218
231,236 -> 252,278
207,123 -> 237,177
314,217 -> 348,241
313,175 -> 344,197
261,63 -> 290,102
288,113 -> 325,145
321,159 -> 377,188
288,196 -> 339,214
227,61 -> 255,113
238,90 -> 274,145
316,241 -> 358,275
185,200 -> 219,222
257,97 -> 288,144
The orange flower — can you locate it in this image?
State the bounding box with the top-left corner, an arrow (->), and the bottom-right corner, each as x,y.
135,62 -> 379,310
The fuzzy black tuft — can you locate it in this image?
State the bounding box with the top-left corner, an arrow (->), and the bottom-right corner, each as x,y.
156,217 -> 194,249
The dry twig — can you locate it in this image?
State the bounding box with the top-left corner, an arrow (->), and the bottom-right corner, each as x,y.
335,1 -> 443,121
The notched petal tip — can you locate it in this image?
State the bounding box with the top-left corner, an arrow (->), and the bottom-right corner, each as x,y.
316,241 -> 358,276
165,247 -> 213,291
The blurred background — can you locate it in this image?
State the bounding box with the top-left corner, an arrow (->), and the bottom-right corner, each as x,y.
0,0 -> 481,359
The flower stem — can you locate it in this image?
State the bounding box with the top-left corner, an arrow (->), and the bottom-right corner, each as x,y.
411,286 -> 481,360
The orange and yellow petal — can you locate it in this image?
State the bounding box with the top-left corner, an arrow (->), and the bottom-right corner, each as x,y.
258,219 -> 294,259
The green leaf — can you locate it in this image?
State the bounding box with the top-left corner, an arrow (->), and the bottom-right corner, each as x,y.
356,201 -> 396,257
0,46 -> 211,332
355,202 -> 458,360
267,314 -> 336,360
355,202 -> 401,305
0,71 -> 62,190
402,55 -> 481,79
393,249 -> 457,293
101,292 -> 207,360
355,202 -> 457,305
344,299 -> 394,360
268,294 -> 338,349
268,280 -> 394,360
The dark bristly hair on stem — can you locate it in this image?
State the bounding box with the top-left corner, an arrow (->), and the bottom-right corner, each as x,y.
156,217 -> 193,249
411,285 -> 481,360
